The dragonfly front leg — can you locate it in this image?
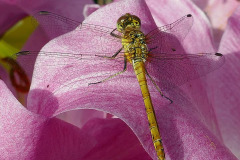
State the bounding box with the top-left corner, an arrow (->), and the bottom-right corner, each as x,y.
110,28 -> 122,39
88,56 -> 127,86
95,47 -> 123,59
145,68 -> 173,104
94,28 -> 123,59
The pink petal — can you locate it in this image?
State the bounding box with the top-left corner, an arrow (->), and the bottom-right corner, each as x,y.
76,118 -> 152,160
193,0 -> 239,29
0,65 -> 15,95
0,80 -> 150,159
191,0 -> 208,9
83,4 -> 100,18
56,109 -> 106,128
212,7 -> 240,158
193,0 -> 240,47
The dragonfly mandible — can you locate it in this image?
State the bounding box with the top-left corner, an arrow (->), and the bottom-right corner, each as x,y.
11,11 -> 225,160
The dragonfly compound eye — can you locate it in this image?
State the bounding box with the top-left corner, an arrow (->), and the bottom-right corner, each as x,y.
117,13 -> 141,32
131,15 -> 141,28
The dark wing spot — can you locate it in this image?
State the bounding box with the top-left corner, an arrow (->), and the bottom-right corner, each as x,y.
215,53 -> 223,56
39,11 -> 50,15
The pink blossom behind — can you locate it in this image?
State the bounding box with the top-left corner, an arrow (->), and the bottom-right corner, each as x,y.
211,6 -> 240,158
192,0 -> 240,48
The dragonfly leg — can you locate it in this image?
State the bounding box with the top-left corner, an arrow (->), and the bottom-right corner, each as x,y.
110,28 -> 122,39
111,47 -> 123,58
95,47 -> 123,59
145,68 -> 173,104
88,56 -> 127,86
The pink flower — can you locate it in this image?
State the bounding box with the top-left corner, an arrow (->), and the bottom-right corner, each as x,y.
1,0 -> 239,159
0,80 -> 150,159
192,0 -> 240,47
211,6 -> 240,159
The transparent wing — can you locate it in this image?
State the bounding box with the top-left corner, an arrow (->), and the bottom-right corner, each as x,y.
10,50 -> 134,87
31,11 -> 81,37
145,52 -> 225,91
32,11 -> 119,37
146,14 -> 193,54
31,11 -> 121,54
12,11 -> 131,88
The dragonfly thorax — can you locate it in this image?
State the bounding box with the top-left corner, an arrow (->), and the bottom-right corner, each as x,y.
122,29 -> 148,63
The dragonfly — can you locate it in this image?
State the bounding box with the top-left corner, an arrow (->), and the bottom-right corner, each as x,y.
11,11 -> 225,160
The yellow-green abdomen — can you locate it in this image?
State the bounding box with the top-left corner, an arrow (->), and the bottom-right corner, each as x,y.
133,60 -> 165,160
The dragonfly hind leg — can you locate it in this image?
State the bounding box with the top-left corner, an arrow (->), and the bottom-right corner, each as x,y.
88,56 -> 127,86
145,69 -> 173,104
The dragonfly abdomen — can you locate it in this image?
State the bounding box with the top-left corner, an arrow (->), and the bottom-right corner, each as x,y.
133,61 -> 165,160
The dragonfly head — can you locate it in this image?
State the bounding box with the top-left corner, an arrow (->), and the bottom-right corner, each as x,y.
117,13 -> 141,33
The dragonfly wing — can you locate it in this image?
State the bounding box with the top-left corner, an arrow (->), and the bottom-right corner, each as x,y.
145,53 -> 225,91
10,51 -> 133,87
146,14 -> 193,54
31,11 -> 121,53
31,11 -> 81,38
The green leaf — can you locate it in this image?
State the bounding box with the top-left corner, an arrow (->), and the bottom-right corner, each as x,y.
0,16 -> 36,58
